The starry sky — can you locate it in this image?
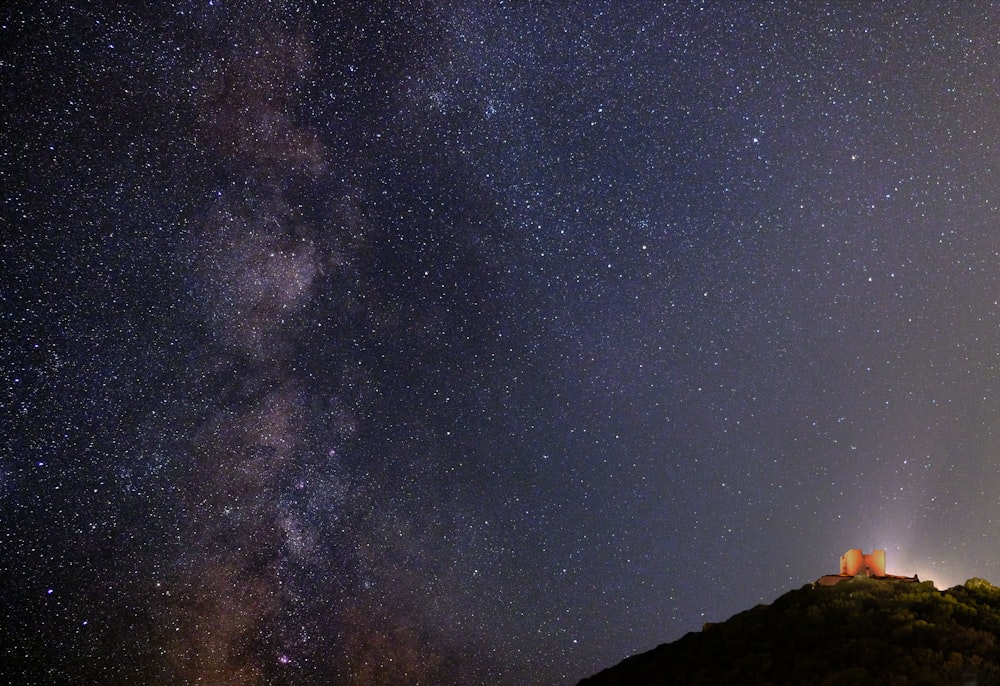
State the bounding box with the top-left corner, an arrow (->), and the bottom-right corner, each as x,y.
5,2 -> 1000,684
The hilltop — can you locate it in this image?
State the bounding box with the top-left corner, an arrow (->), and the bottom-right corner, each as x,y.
578,577 -> 1000,685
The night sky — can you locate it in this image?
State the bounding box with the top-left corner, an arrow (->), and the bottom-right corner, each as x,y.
5,2 -> 1000,684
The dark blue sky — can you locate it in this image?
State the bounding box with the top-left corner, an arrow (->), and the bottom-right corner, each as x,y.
5,2 -> 1000,683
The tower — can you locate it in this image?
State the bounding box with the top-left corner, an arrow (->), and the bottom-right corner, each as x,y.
840,549 -> 886,577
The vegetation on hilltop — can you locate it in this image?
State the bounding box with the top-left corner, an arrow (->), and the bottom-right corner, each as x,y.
579,577 -> 1000,685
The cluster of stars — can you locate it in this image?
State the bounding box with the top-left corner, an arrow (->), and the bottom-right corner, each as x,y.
6,2 -> 1000,685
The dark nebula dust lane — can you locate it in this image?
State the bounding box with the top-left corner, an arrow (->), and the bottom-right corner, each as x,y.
5,2 -> 1000,684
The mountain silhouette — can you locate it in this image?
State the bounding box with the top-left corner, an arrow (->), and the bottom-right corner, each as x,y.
578,577 -> 1000,685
